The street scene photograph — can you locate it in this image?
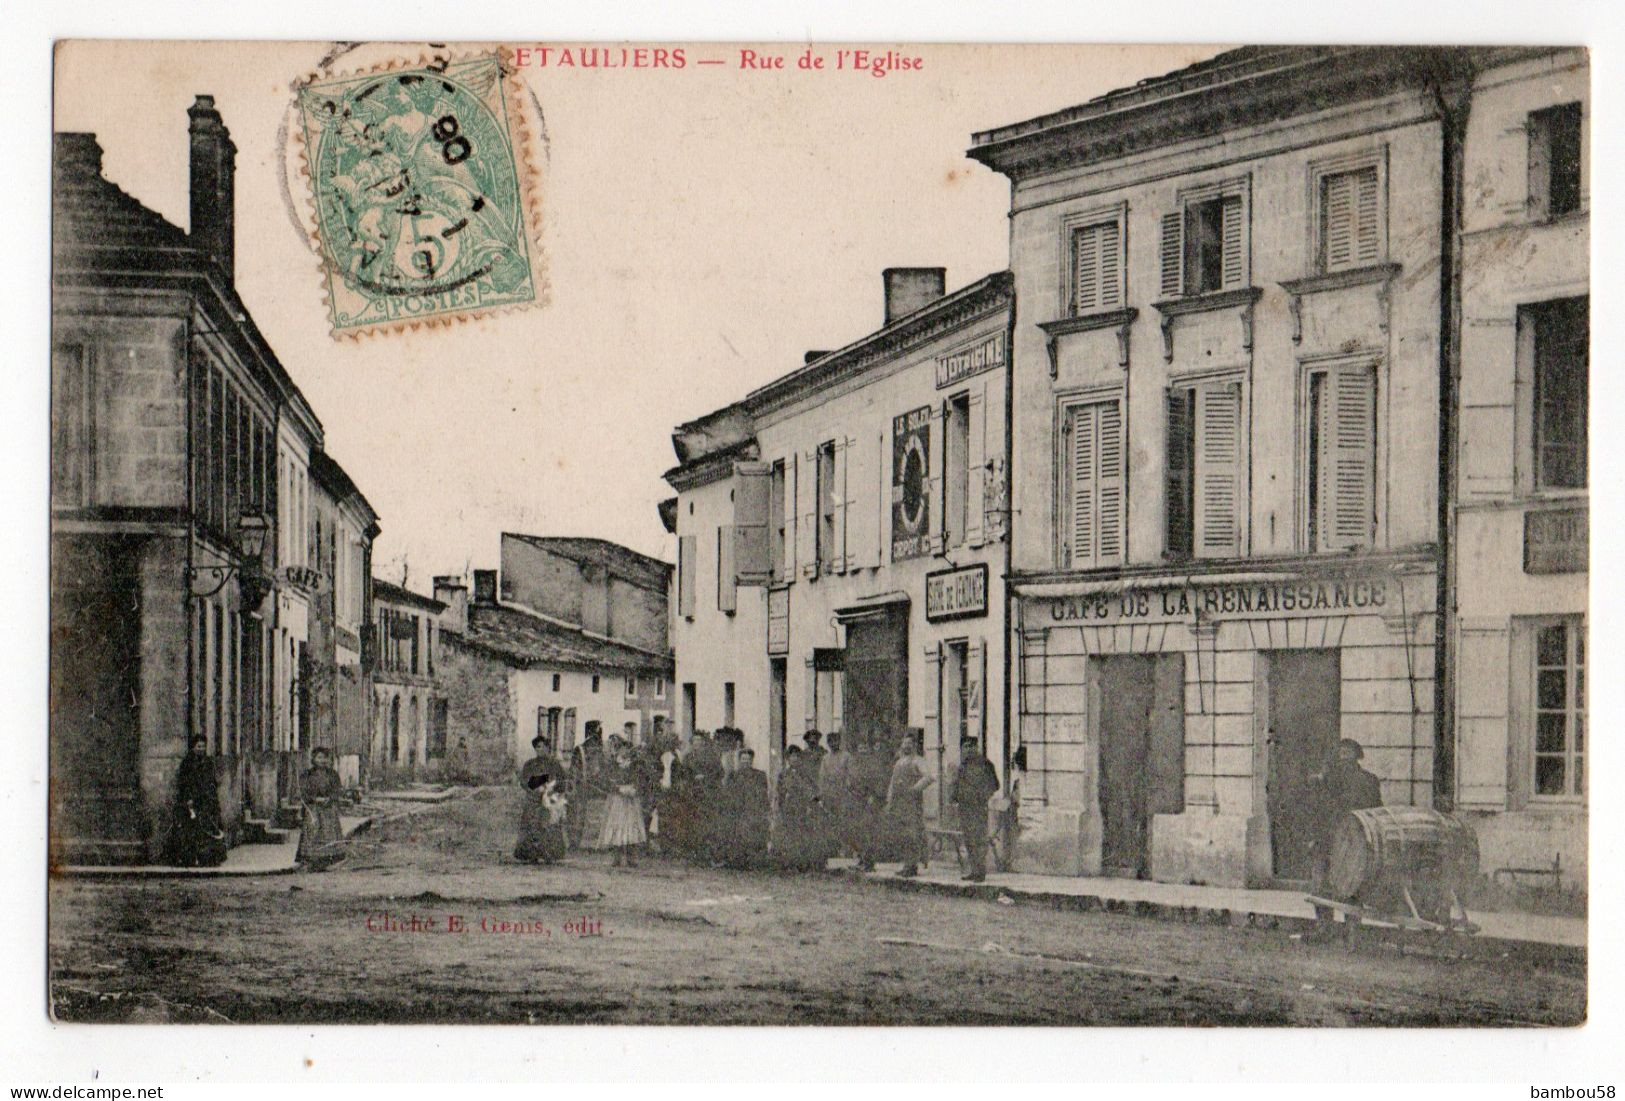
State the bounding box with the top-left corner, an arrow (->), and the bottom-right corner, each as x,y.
44,38 -> 1589,1035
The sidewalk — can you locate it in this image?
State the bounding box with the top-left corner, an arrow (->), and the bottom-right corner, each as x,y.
830,859 -> 1587,958
56,814 -> 374,878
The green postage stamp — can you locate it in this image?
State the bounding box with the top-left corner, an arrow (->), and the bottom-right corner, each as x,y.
297,51 -> 541,337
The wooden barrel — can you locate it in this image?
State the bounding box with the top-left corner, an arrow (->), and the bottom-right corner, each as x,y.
1322,806 -> 1479,903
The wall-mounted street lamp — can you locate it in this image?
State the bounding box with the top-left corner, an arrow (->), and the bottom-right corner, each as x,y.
188,514 -> 272,610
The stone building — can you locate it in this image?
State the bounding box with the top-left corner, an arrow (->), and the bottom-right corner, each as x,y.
971,48 -> 1450,885
1447,48 -> 1588,888
50,98 -> 375,863
664,270 -> 1014,813
436,567 -> 674,780
309,450 -> 379,789
369,579 -> 447,784
497,534 -> 671,658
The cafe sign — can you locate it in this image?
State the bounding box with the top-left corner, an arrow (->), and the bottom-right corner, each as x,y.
1524,506 -> 1587,575
926,563 -> 989,622
1045,576 -> 1399,626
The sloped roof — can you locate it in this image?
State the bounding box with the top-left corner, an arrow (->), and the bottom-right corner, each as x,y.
53,133 -> 195,256
503,534 -> 672,591
453,602 -> 673,674
372,578 -> 447,614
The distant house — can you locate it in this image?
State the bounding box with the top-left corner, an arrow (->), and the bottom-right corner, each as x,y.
497,533 -> 672,655
437,567 -> 674,781
370,579 -> 447,784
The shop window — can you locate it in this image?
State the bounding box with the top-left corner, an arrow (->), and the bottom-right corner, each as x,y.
1166,379 -> 1244,560
1528,102 -> 1583,220
1532,619 -> 1585,798
1061,395 -> 1124,569
1304,363 -> 1376,552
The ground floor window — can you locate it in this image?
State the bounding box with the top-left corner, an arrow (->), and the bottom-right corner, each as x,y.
1532,618 -> 1585,799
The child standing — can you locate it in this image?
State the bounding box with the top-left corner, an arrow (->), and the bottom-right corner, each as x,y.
597,745 -> 648,866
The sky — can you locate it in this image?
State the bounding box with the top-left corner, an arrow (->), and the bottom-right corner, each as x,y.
54,40 -> 1225,589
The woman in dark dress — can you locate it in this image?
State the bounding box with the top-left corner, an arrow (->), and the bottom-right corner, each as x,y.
297,747 -> 346,870
514,771 -> 569,864
169,736 -> 227,867
772,745 -> 835,871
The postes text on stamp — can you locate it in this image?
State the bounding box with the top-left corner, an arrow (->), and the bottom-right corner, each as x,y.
297,52 -> 539,337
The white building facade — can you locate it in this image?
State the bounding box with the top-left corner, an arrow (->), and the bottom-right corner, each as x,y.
972,48 -> 1451,886
1448,48 -> 1588,888
667,270 -> 1014,817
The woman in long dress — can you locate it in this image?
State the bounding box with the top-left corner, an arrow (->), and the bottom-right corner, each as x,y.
515,772 -> 568,864
297,747 -> 345,870
772,744 -> 835,871
882,730 -> 933,878
169,736 -> 227,867
597,746 -> 648,866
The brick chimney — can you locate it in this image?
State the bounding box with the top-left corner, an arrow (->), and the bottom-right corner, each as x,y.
472,569 -> 498,606
804,350 -> 832,365
433,576 -> 468,634
882,267 -> 946,326
188,95 -> 236,282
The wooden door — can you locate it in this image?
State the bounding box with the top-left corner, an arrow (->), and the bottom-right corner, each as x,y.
1097,655 -> 1155,877
1266,649 -> 1341,881
842,605 -> 909,749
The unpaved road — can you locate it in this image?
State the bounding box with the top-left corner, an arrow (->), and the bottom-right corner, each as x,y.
48,789 -> 1585,1025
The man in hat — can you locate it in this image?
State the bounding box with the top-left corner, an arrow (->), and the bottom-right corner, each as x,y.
949,735 -> 1001,882
1311,738 -> 1384,884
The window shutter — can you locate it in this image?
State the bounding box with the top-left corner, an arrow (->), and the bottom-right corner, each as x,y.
1097,400 -> 1124,564
1328,367 -> 1376,549
928,406 -> 946,554
677,534 -> 696,616
1220,194 -> 1245,289
832,437 -> 849,574
733,461 -> 773,585
1354,166 -> 1381,265
1074,225 -> 1099,313
876,430 -> 889,566
967,638 -> 986,750
967,385 -> 987,547
805,653 -> 817,732
1195,381 -> 1243,557
845,433 -> 872,570
1069,405 -> 1096,568
1099,221 -> 1121,309
717,525 -> 737,613
799,449 -> 818,577
1159,211 -> 1184,298
1165,388 -> 1195,559
1322,170 -> 1355,272
784,453 -> 799,580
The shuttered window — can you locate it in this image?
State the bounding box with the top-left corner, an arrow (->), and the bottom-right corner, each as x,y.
1320,165 -> 1382,272
1306,364 -> 1377,552
1166,381 -> 1244,560
677,534 -> 696,617
1072,220 -> 1123,314
1161,191 -> 1247,297
1065,398 -> 1124,569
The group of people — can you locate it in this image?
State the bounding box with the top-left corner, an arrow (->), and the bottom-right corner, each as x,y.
512,722 -> 1013,882
167,736 -> 346,871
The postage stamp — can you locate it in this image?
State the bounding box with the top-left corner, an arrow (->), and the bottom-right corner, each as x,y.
295,51 -> 541,337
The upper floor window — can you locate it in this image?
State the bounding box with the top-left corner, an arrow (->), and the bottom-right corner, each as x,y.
1317,163 -> 1383,273
591,674 -> 601,694
1528,102 -> 1583,221
1165,378 -> 1244,560
815,440 -> 837,573
1304,362 -> 1377,553
676,533 -> 696,619
1061,395 -> 1124,570
1161,182 -> 1248,299
944,392 -> 971,548
52,344 -> 93,508
654,676 -> 666,699
1070,218 -> 1123,315
626,675 -> 637,696
1524,296 -> 1588,491
769,459 -> 787,582
552,673 -> 561,692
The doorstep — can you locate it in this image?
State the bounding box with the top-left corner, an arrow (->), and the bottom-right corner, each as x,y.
828,859 -> 1586,961
54,815 -> 375,879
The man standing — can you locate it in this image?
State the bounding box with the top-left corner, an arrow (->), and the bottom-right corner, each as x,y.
719,747 -> 771,869
950,735 -> 1001,882
803,730 -> 826,761
819,731 -> 857,856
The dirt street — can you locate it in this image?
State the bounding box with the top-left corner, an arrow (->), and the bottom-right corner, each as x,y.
48,789 -> 1585,1025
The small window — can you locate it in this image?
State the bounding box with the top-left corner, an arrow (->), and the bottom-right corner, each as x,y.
1318,165 -> 1382,273
591,675 -> 600,694
1528,102 -> 1583,220
1070,219 -> 1123,314
723,681 -> 736,727
551,673 -> 561,692
1305,363 -> 1377,552
654,676 -> 667,699
626,675 -> 637,696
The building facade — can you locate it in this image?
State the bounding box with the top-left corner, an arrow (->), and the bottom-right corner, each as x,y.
666,270 -> 1014,816
51,99 -> 374,863
972,48 -> 1450,886
370,579 -> 447,783
437,567 -> 674,780
310,450 -> 379,789
1448,48 -> 1588,888
498,534 -> 671,658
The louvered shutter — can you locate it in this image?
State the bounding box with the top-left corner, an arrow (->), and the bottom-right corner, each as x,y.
967,385 -> 987,547
1159,211 -> 1184,298
733,461 -> 773,584
1096,401 -> 1125,564
1099,221 -> 1122,308
1353,166 -> 1381,264
799,449 -> 818,577
1220,194 -> 1245,289
846,433 -> 873,570
1074,225 -> 1100,313
717,525 -> 737,613
832,437 -> 849,573
1165,388 -> 1195,559
1195,381 -> 1243,558
928,407 -> 945,553
1328,367 -> 1376,549
677,534 -> 696,617
1069,405 -> 1096,568
783,454 -> 798,581
1322,170 -> 1355,271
